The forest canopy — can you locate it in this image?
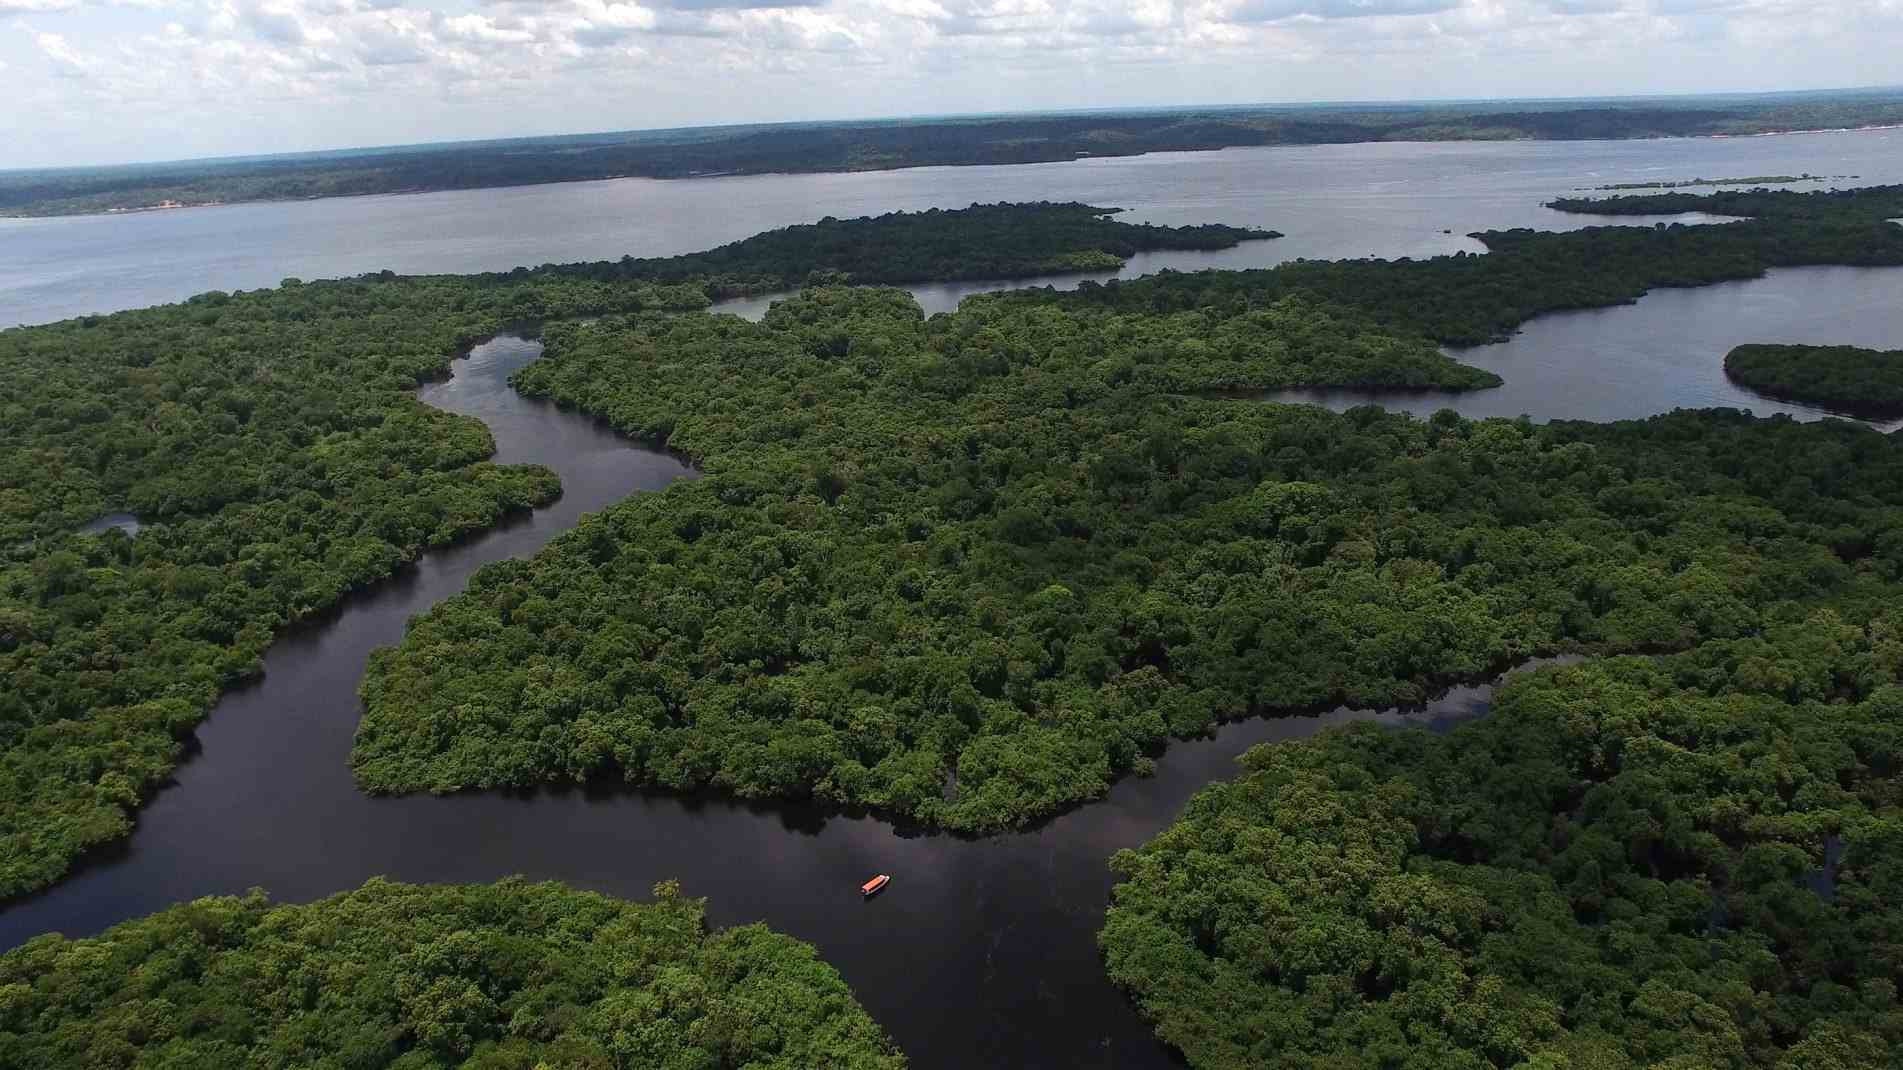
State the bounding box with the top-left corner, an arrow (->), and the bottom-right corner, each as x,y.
1724,343 -> 1903,420
1099,618 -> 1903,1070
0,877 -> 905,1069
353,275 -> 1903,831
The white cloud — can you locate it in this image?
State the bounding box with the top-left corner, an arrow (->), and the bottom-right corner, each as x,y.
35,30 -> 96,74
438,12 -> 536,43
4,0 -> 1901,168
242,2 -> 306,43
1224,0 -> 1457,19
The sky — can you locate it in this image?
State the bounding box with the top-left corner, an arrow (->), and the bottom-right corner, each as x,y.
4,0 -> 1902,168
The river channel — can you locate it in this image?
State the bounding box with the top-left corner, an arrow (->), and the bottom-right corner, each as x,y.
0,332 -> 1566,1069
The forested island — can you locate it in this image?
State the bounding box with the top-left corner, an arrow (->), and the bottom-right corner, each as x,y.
1724,343 -> 1903,419
1582,173 -> 1836,190
5,89 -> 1902,217
0,202 -> 1275,899
518,201 -> 1278,296
1547,183 -> 1903,222
0,878 -> 905,1067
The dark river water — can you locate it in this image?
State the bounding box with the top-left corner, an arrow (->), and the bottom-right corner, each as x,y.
4,127 -> 1903,1067
0,335 -> 1536,1067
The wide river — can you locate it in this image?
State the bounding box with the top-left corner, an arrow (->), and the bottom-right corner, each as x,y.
5,127 -> 1902,327
2,128 -> 1901,1067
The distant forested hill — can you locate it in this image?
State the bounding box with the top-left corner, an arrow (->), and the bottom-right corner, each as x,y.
6,90 -> 1903,217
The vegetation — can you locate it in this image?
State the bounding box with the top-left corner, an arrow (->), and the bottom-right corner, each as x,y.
0,202 -> 1299,900
354,247 -> 1903,831
517,202 -> 1279,298
1725,344 -> 1903,419
7,91 -> 1903,216
1078,187 -> 1903,1066
0,877 -> 905,1069
1100,615 -> 1903,1069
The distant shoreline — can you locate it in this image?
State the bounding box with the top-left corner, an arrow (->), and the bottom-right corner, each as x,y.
5,110 -> 1901,222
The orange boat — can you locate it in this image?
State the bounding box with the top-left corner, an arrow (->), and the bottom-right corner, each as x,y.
860,874 -> 891,897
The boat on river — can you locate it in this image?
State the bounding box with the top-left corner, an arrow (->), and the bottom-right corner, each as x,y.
861,874 -> 891,897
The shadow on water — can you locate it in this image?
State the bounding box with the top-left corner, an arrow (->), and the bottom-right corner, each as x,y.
0,331 -> 1579,1069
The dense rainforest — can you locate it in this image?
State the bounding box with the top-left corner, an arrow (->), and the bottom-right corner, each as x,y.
5,91 -> 1902,216
1100,617 -> 1903,1069
1724,344 -> 1903,420
0,204 -> 1309,901
354,282 -> 1903,835
0,878 -> 904,1069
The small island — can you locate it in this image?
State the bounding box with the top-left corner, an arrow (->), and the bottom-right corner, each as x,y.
1724,342 -> 1903,418
1580,172 -> 1841,191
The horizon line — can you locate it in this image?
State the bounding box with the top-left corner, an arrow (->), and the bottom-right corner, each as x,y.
7,81 -> 1902,177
